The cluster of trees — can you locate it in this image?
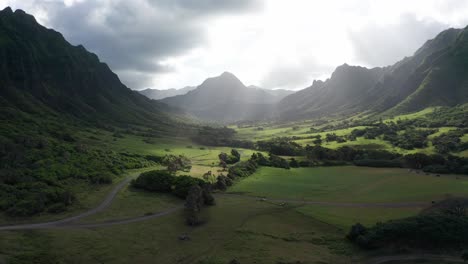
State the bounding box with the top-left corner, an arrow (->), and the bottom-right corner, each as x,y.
131,170 -> 215,225
406,153 -> 468,174
386,129 -> 436,149
348,123 -> 437,150
218,149 -> 241,167
192,126 -> 254,149
304,144 -> 468,174
412,106 -> 468,128
250,152 -> 291,169
432,129 -> 468,154
257,138 -> 304,156
348,200 -> 468,249
161,154 -> 192,173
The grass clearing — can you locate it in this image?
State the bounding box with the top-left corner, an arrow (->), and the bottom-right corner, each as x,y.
229,167 -> 468,203
0,195 -> 362,264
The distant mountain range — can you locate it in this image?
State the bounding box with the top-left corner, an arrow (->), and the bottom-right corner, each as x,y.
160,72 -> 293,122
2,6 -> 468,126
138,86 -> 196,100
158,26 -> 468,122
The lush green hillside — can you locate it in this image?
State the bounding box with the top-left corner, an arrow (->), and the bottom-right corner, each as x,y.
0,7 -> 188,127
277,27 -> 468,121
388,27 -> 468,113
278,64 -> 386,120
0,7 -> 192,217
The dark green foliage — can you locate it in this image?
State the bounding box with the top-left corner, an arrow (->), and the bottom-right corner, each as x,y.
162,154 -> 192,173
172,176 -> 205,199
384,129 -> 436,150
185,185 -> 204,226
305,145 -> 399,163
216,175 -> 228,191
218,149 -> 240,165
201,184 -> 216,206
268,154 -> 290,169
349,123 -> 438,150
192,126 -> 253,149
349,213 -> 468,249
403,153 -> 446,169
289,158 -> 300,168
0,127 -> 161,216
250,152 -> 270,166
90,172 -> 113,184
257,138 -> 304,156
302,144 -> 468,174
231,149 -> 241,160
227,160 -> 258,179
325,133 -> 346,143
347,223 -> 367,241
144,155 -> 164,163
132,170 -> 212,202
432,129 -> 465,154
131,170 -> 174,193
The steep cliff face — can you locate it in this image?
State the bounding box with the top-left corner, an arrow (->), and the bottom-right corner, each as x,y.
277,27 -> 468,120
0,7 -> 179,127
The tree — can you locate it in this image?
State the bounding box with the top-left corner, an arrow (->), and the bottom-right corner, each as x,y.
347,223 -> 367,241
216,175 -> 227,191
185,185 -> 204,226
219,160 -> 227,171
202,171 -> 213,182
201,183 -> 216,206
163,155 -> 192,174
312,138 -> 322,145
289,158 -> 299,168
131,170 -> 173,192
218,152 -> 228,162
231,149 -> 241,161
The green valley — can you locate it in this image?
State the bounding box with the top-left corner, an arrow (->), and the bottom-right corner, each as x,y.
1,4 -> 468,264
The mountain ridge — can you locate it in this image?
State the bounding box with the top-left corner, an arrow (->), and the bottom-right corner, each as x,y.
0,7 -> 185,130
161,72 -> 287,122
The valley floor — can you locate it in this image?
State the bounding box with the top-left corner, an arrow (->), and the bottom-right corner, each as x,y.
1,164 -> 467,264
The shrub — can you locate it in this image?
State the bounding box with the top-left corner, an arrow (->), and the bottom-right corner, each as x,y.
172,176 -> 204,199
90,172 -> 113,184
131,170 -> 174,192
349,213 -> 468,249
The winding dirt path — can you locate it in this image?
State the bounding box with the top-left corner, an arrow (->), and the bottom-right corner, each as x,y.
0,182 -> 431,231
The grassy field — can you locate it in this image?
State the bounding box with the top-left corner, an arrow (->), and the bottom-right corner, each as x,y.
0,195 -> 361,264
229,167 -> 468,203
1,165 -> 467,263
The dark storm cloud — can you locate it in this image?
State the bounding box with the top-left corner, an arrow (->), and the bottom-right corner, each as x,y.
32,0 -> 261,88
348,14 -> 449,67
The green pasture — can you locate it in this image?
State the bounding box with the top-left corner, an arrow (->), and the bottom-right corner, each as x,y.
229,167 -> 468,203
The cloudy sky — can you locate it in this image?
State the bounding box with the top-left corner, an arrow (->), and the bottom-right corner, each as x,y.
2,0 -> 468,90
